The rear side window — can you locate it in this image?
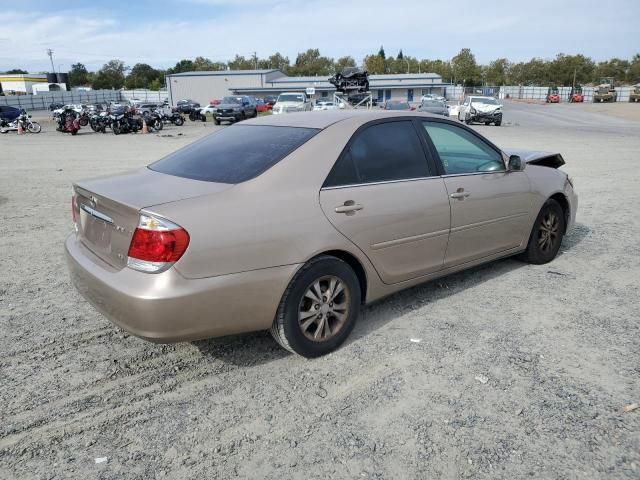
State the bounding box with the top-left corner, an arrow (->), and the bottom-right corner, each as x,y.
150,125 -> 318,183
324,121 -> 429,187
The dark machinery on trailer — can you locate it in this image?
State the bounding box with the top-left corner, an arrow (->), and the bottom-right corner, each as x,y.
328,67 -> 370,93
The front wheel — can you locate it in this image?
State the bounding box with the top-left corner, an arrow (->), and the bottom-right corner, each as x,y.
464,115 -> 472,125
174,117 -> 184,126
28,122 -> 41,133
520,199 -> 565,264
271,256 -> 361,358
494,121 -> 502,126
214,118 -> 220,125
154,119 -> 163,131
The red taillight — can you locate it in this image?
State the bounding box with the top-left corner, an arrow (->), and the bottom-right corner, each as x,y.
128,227 -> 189,263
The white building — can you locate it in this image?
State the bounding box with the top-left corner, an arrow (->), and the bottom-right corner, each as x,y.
166,69 -> 452,105
0,74 -> 48,94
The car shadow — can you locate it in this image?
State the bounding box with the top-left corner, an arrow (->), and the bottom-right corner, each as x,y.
192,331 -> 291,366
348,221 -> 591,344
192,222 -> 590,364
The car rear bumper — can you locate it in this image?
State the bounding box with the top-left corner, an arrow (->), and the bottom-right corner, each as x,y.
65,234 -> 299,343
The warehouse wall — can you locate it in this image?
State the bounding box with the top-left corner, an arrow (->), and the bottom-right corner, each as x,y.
167,72 -> 277,105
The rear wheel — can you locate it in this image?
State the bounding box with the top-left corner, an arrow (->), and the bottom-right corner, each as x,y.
271,256 -> 361,358
214,118 -> 220,125
520,199 -> 565,264
494,121 -> 502,126
484,121 -> 490,125
28,122 -> 41,133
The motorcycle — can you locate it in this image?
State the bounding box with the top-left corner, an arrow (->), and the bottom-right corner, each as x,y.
142,110 -> 163,131
89,112 -> 110,133
111,111 -> 141,135
188,108 -> 206,122
56,110 -> 81,135
78,111 -> 90,127
159,110 -> 184,126
0,110 -> 41,134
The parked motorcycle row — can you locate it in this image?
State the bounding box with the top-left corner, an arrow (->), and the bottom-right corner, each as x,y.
51,103 -> 186,136
0,109 -> 42,134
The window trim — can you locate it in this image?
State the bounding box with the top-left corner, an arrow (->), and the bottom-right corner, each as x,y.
417,118 -> 507,177
321,117 -> 437,189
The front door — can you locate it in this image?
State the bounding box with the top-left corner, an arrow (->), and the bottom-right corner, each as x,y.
421,121 -> 532,266
320,120 -> 450,284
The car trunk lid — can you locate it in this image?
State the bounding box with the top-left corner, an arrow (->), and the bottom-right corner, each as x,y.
73,168 -> 232,269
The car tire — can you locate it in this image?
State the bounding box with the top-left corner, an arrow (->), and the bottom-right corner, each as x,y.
214,118 -> 220,125
520,199 -> 566,265
465,115 -> 472,125
484,121 -> 491,125
458,112 -> 463,122
494,121 -> 502,126
270,255 -> 361,358
252,108 -> 258,118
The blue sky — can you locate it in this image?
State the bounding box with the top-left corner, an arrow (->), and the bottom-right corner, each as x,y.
1,0 -> 638,72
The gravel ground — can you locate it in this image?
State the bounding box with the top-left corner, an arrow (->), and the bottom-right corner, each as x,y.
1,103 -> 639,479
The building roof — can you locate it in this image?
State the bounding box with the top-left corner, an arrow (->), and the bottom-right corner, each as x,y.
167,69 -> 281,77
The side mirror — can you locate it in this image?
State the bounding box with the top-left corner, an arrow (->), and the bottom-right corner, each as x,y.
508,155 -> 524,171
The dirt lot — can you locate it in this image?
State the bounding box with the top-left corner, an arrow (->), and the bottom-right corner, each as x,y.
1,103 -> 639,479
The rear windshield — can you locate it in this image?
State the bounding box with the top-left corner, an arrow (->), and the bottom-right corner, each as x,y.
149,125 -> 319,184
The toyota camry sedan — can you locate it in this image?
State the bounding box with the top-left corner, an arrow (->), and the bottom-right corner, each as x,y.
66,110 -> 577,358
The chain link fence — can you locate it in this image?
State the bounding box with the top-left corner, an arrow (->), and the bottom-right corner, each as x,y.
0,89 -> 169,110
445,85 -> 636,103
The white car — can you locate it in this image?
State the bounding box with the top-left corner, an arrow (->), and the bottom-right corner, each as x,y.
272,92 -> 313,114
199,105 -> 218,115
313,99 -> 338,111
457,96 -> 503,126
52,104 -> 85,116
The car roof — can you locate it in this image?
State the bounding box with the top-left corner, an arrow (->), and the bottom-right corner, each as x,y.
243,110 -> 444,129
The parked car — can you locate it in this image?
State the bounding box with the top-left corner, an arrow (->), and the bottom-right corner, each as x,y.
176,99 -> 201,114
263,95 -> 277,107
383,101 -> 413,111
417,99 -> 449,116
66,110 -> 577,358
256,99 -> 270,113
199,105 -> 218,116
458,96 -> 503,126
313,99 -> 338,111
272,92 -> 312,114
213,96 -> 258,124
136,103 -> 160,116
0,105 -> 22,121
49,102 -> 64,111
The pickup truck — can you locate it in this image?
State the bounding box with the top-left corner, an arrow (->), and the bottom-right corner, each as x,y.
272,92 -> 313,114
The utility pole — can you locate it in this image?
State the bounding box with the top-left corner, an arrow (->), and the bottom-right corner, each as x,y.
46,49 -> 56,73
253,51 -> 258,70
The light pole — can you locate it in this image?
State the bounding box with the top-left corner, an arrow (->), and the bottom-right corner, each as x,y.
405,58 -> 410,74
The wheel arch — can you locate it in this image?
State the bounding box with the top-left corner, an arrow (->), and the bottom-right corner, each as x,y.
549,192 -> 570,234
310,250 -> 368,304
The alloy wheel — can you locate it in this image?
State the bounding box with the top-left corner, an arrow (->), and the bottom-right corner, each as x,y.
298,275 -> 350,342
538,211 -> 559,253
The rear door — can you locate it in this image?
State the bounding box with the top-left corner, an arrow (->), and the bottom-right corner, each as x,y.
319,119 -> 451,284
420,120 -> 532,267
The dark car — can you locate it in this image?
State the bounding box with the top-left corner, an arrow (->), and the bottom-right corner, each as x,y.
0,105 -> 22,121
213,96 -> 258,124
49,102 -> 64,111
263,95 -> 277,107
383,101 -> 413,111
176,99 -> 201,114
417,99 -> 449,116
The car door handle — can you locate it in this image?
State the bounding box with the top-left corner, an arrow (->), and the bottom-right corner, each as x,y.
335,201 -> 363,214
450,188 -> 470,199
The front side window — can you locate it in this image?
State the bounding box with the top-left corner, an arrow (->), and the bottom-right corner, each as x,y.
150,125 -> 319,183
324,121 -> 429,187
422,122 -> 504,175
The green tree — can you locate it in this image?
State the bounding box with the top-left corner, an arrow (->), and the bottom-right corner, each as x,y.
192,56 -> 226,71
257,52 -> 290,72
484,58 -> 510,85
594,58 -> 630,84
228,55 -> 255,70
5,68 -> 28,74
68,63 -> 90,86
451,48 -> 480,85
334,56 -> 356,73
125,63 -> 161,89
92,60 -> 126,89
167,59 -> 195,74
364,54 -> 386,74
289,49 -> 334,76
149,78 -> 163,91
629,54 -> 640,83
397,49 -> 404,60
378,45 -> 386,59
419,59 -> 453,81
550,53 -> 594,85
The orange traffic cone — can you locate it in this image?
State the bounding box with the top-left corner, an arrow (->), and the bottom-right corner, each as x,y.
17,121 -> 24,135
141,117 -> 149,134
